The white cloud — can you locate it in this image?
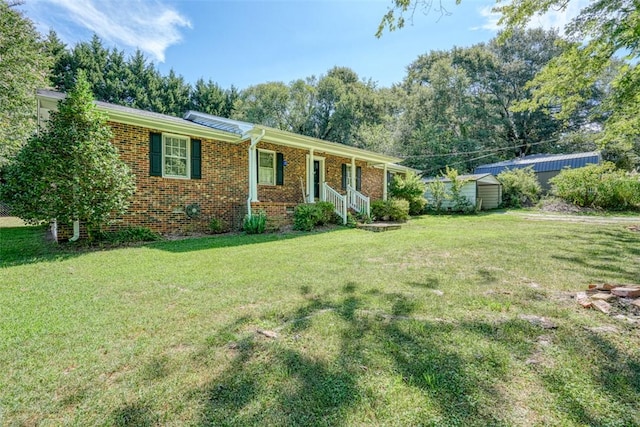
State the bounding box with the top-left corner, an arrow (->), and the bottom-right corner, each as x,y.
475,0 -> 590,35
26,0 -> 191,62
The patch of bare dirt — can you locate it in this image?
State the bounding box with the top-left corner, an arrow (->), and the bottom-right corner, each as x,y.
538,198 -> 598,214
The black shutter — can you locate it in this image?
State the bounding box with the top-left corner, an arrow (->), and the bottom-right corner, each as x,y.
191,139 -> 201,179
356,166 -> 362,191
387,171 -> 393,189
341,164 -> 347,190
276,152 -> 284,185
149,132 -> 162,176
256,151 -> 260,183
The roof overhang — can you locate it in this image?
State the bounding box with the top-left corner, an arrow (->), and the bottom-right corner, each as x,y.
243,126 -> 404,165
423,173 -> 501,184
37,90 -> 240,143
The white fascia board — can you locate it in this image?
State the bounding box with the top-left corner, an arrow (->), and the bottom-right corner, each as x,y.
102,107 -> 239,142
36,91 -> 239,143
373,163 -> 420,174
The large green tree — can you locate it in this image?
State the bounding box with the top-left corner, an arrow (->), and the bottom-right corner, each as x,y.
397,29 -> 584,174
0,1 -> 49,167
379,0 -> 640,167
500,0 -> 640,161
0,72 -> 135,238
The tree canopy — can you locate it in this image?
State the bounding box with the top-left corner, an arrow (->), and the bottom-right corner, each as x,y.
0,1 -> 49,167
378,0 -> 640,168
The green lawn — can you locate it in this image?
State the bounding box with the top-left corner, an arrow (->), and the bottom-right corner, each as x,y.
1,214 -> 639,426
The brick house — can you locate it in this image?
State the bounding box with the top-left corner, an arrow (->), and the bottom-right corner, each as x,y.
36,90 -> 410,240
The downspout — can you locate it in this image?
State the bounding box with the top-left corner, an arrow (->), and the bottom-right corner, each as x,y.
69,220 -> 80,242
246,129 -> 266,217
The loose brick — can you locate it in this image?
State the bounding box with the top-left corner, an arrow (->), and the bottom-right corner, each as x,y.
592,300 -> 612,314
591,292 -> 616,301
611,287 -> 640,298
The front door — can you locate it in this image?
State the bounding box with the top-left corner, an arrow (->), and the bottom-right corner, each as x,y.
313,160 -> 320,200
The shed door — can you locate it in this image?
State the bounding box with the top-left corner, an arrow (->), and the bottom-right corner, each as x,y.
477,185 -> 500,209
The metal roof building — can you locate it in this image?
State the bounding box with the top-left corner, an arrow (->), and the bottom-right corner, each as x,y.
474,151 -> 602,191
475,152 -> 601,175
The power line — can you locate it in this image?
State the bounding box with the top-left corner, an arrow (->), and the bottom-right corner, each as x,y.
417,137 -> 566,176
402,137 -> 560,159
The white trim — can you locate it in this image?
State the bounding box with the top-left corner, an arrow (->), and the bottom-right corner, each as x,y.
306,150 -> 314,202
305,152 -> 325,202
257,148 -> 276,186
383,163 -> 388,201
36,90 -> 240,143
162,133 -> 191,179
350,157 -> 356,189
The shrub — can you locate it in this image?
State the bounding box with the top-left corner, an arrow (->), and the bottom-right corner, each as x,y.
293,204 -> 318,231
389,171 -> 427,215
209,217 -> 226,234
243,211 -> 267,234
425,179 -> 447,213
315,201 -> 338,225
445,167 -> 474,214
293,202 -> 338,231
497,167 -> 542,208
346,211 -> 358,228
550,162 -> 640,210
371,198 -> 410,222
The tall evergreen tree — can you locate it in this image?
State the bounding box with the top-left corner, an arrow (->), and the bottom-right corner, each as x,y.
0,1 -> 49,167
0,72 -> 135,238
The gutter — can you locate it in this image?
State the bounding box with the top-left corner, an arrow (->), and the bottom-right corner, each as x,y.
246,129 -> 266,218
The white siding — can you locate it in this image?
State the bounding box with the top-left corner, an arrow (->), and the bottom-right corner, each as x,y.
425,181 -> 476,211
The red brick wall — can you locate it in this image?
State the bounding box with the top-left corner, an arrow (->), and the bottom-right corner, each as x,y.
256,142 -> 307,203
250,201 -> 297,231
56,123 -> 387,240
113,122 -> 251,234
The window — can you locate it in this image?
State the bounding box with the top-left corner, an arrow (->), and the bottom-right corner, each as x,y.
163,134 -> 190,178
258,150 -> 276,185
149,133 -> 201,179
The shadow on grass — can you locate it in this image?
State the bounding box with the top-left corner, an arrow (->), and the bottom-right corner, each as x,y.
551,227 -> 640,283
189,276 -> 640,426
1,224 -> 349,268
111,401 -> 158,427
536,330 -> 640,426
150,226 -> 348,254
194,286 -> 526,426
0,225 -> 80,268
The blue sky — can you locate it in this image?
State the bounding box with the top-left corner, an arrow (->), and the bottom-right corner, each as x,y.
19,0 -> 585,90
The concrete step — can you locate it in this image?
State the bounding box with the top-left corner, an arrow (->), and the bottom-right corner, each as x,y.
357,222 -> 402,232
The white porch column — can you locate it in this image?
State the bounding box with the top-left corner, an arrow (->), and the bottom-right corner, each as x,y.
383,163 -> 388,201
249,145 -> 259,202
308,148 -> 315,203
350,157 -> 356,188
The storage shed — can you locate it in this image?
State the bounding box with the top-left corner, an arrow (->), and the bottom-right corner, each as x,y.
423,173 -> 502,211
474,151 -> 601,191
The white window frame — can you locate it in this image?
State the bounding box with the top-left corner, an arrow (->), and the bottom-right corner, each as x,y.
162,133 -> 190,179
258,149 -> 276,185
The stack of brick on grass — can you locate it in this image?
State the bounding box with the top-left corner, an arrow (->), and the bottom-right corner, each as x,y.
576,283 -> 640,319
